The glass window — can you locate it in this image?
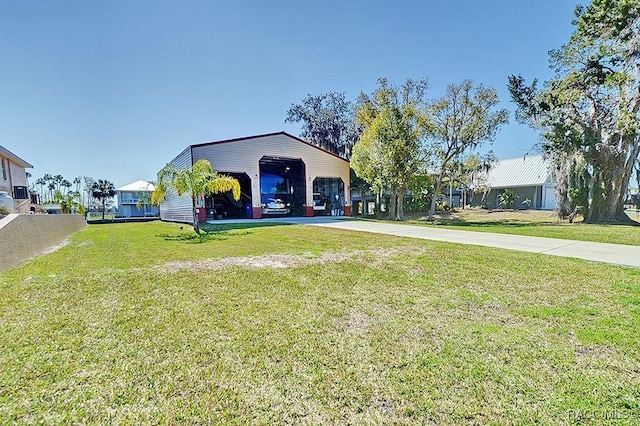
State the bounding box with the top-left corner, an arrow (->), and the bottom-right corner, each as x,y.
260,173 -> 291,203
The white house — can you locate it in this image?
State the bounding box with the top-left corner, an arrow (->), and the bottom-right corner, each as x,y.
116,180 -> 159,218
470,155 -> 557,210
0,145 -> 33,213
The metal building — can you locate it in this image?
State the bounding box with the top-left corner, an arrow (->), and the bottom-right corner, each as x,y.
158,132 -> 351,222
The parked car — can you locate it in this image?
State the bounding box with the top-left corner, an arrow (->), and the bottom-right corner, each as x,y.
261,196 -> 290,215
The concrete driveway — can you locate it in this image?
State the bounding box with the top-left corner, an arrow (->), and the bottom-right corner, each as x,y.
210,216 -> 640,268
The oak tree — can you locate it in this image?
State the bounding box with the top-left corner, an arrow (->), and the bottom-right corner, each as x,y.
509,0 -> 640,224
426,80 -> 508,221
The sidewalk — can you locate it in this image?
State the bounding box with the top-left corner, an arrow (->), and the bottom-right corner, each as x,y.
306,219 -> 640,268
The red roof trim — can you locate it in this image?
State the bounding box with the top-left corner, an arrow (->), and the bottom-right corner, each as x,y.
189,131 -> 349,163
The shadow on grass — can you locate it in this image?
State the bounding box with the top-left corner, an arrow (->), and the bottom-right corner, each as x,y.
432,220 -> 552,228
367,210 -> 567,228
157,221 -> 292,244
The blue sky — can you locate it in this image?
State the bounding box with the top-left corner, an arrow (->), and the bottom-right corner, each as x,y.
1,1 -> 578,188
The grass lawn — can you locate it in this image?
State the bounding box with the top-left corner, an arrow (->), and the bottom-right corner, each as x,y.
1,221 -> 640,424
392,209 -> 640,246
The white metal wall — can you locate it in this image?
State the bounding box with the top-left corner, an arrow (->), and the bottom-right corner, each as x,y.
159,146 -> 194,223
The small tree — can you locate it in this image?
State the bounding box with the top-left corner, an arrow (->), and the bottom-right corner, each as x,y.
352,77 -> 430,220
59,193 -> 77,214
407,173 -> 435,214
152,159 -> 240,234
136,191 -> 152,216
498,189 -> 518,209
91,179 -> 116,220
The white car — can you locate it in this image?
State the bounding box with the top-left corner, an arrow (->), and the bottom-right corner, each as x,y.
262,197 -> 290,215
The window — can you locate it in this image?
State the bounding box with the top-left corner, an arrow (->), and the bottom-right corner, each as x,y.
14,186 -> 28,199
1,158 -> 6,181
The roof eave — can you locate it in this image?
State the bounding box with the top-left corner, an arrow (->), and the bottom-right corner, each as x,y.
190,131 -> 350,163
0,146 -> 33,168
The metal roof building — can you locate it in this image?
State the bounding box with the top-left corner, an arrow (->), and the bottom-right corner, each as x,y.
471,155 -> 556,210
158,132 -> 351,223
484,155 -> 552,189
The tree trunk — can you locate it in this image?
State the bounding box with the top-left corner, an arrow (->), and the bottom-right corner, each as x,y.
585,174 -> 638,224
388,188 -> 397,220
427,173 -> 444,222
101,199 -> 105,220
192,198 -> 200,234
360,187 -> 366,217
396,186 -> 406,220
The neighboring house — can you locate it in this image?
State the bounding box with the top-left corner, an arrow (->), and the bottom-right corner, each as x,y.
159,131 -> 351,222
116,180 -> 159,218
0,145 -> 33,213
469,155 -> 557,210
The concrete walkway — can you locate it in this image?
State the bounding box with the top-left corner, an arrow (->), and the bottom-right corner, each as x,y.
209,217 -> 640,268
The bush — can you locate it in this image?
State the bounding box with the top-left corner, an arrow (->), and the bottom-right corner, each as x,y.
498,189 -> 518,209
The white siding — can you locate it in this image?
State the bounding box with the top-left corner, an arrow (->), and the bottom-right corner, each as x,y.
541,182 -> 557,210
0,157 -> 28,194
0,157 -> 30,212
159,147 -> 194,223
191,133 -> 350,209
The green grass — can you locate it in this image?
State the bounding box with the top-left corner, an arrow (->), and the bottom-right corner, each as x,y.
392,209 -> 640,246
1,221 -> 640,424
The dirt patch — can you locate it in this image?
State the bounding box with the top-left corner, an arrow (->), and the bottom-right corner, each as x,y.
342,311 -> 370,333
161,246 -> 419,273
163,252 -> 339,272
39,237 -> 71,256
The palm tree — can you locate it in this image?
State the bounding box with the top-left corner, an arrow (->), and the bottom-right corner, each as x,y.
61,179 -> 72,194
42,174 -> 52,201
35,178 -> 46,203
152,159 -> 240,234
53,174 -> 64,192
82,176 -> 95,218
136,188 -> 153,216
91,179 -> 116,220
47,182 -> 55,202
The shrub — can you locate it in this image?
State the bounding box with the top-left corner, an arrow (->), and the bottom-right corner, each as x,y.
498,189 -> 518,209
